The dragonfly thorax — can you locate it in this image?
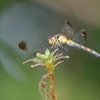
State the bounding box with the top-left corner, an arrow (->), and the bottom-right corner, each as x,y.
48,34 -> 69,46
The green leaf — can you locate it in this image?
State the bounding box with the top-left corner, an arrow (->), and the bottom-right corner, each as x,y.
36,53 -> 46,59
45,49 -> 50,57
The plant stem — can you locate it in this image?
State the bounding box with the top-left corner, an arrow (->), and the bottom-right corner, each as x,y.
49,73 -> 57,100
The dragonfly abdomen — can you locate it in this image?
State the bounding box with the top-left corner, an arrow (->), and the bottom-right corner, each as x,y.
81,45 -> 100,58
71,41 -> 100,58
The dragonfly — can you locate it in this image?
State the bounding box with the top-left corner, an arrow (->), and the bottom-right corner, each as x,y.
18,20 -> 100,58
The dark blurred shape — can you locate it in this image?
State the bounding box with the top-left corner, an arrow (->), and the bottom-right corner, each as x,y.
18,41 -> 27,51
65,20 -> 73,28
82,29 -> 87,40
34,51 -> 41,57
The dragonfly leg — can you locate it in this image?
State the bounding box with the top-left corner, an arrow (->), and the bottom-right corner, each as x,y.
59,45 -> 69,51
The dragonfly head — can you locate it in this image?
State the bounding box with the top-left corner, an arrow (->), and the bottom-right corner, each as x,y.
47,36 -> 57,45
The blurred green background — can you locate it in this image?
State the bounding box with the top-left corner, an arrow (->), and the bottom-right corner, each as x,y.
0,0 -> 100,100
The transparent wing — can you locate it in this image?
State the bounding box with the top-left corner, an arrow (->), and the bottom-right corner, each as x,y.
61,20 -> 74,38
72,29 -> 87,45
18,37 -> 51,53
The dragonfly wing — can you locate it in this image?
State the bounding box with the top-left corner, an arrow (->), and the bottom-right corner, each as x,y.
61,20 -> 74,38
72,29 -> 87,49
66,29 -> 87,50
18,37 -> 51,53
